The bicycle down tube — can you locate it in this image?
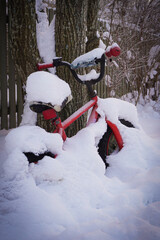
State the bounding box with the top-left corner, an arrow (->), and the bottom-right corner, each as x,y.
62,96 -> 98,130
53,96 -> 99,141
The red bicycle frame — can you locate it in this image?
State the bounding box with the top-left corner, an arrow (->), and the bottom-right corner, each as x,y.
42,95 -> 123,150
38,47 -> 123,153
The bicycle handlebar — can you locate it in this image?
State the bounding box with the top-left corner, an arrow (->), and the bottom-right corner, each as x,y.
37,63 -> 54,71
37,45 -> 120,85
37,55 -> 106,85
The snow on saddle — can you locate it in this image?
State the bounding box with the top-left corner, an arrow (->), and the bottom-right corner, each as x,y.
26,71 -> 72,113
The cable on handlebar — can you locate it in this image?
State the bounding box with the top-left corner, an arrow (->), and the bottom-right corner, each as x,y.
68,53 -> 106,85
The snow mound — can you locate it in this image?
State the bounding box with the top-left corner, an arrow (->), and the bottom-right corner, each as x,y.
3,125 -> 64,182
1,97 -> 160,240
5,125 -> 63,156
97,97 -> 140,128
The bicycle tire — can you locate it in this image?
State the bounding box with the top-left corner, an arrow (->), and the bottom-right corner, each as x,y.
98,119 -> 134,168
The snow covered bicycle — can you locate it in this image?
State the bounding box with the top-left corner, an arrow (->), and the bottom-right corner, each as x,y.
24,44 -> 135,168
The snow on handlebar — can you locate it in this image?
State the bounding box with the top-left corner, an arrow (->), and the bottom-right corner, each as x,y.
71,48 -> 105,69
70,44 -> 120,69
37,43 -> 120,71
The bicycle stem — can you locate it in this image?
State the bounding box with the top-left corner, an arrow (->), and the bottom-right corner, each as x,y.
85,82 -> 97,98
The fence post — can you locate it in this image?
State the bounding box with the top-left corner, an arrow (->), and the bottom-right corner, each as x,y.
8,0 -> 16,128
48,8 -> 54,24
0,0 -> 8,129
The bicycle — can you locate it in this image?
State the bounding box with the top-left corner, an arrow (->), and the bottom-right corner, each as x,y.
24,44 -> 135,168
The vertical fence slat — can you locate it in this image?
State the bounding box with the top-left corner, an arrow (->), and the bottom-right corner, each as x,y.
17,77 -> 23,125
8,0 -> 16,129
9,51 -> 16,128
0,0 -> 8,129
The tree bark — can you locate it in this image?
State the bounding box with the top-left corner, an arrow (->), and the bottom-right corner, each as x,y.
9,0 -> 41,86
86,0 -> 99,52
55,0 -> 89,137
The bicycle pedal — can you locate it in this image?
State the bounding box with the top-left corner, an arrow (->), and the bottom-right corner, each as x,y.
24,151 -> 55,164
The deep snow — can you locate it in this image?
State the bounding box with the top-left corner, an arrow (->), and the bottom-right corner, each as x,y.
0,99 -> 160,240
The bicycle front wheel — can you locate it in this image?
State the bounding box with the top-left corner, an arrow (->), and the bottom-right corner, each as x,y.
98,119 -> 134,168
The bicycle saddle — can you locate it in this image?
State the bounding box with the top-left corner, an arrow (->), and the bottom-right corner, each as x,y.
29,95 -> 72,113
26,71 -> 72,113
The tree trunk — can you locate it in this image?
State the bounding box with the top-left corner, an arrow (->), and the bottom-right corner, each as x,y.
86,0 -> 99,52
55,0 -> 89,137
9,0 -> 41,87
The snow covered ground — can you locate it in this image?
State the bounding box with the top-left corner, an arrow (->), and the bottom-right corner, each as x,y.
0,100 -> 160,240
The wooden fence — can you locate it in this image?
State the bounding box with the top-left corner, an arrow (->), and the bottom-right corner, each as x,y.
0,0 -> 23,130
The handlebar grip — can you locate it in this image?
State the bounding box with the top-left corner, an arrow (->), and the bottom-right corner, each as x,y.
105,45 -> 121,58
37,63 -> 54,71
